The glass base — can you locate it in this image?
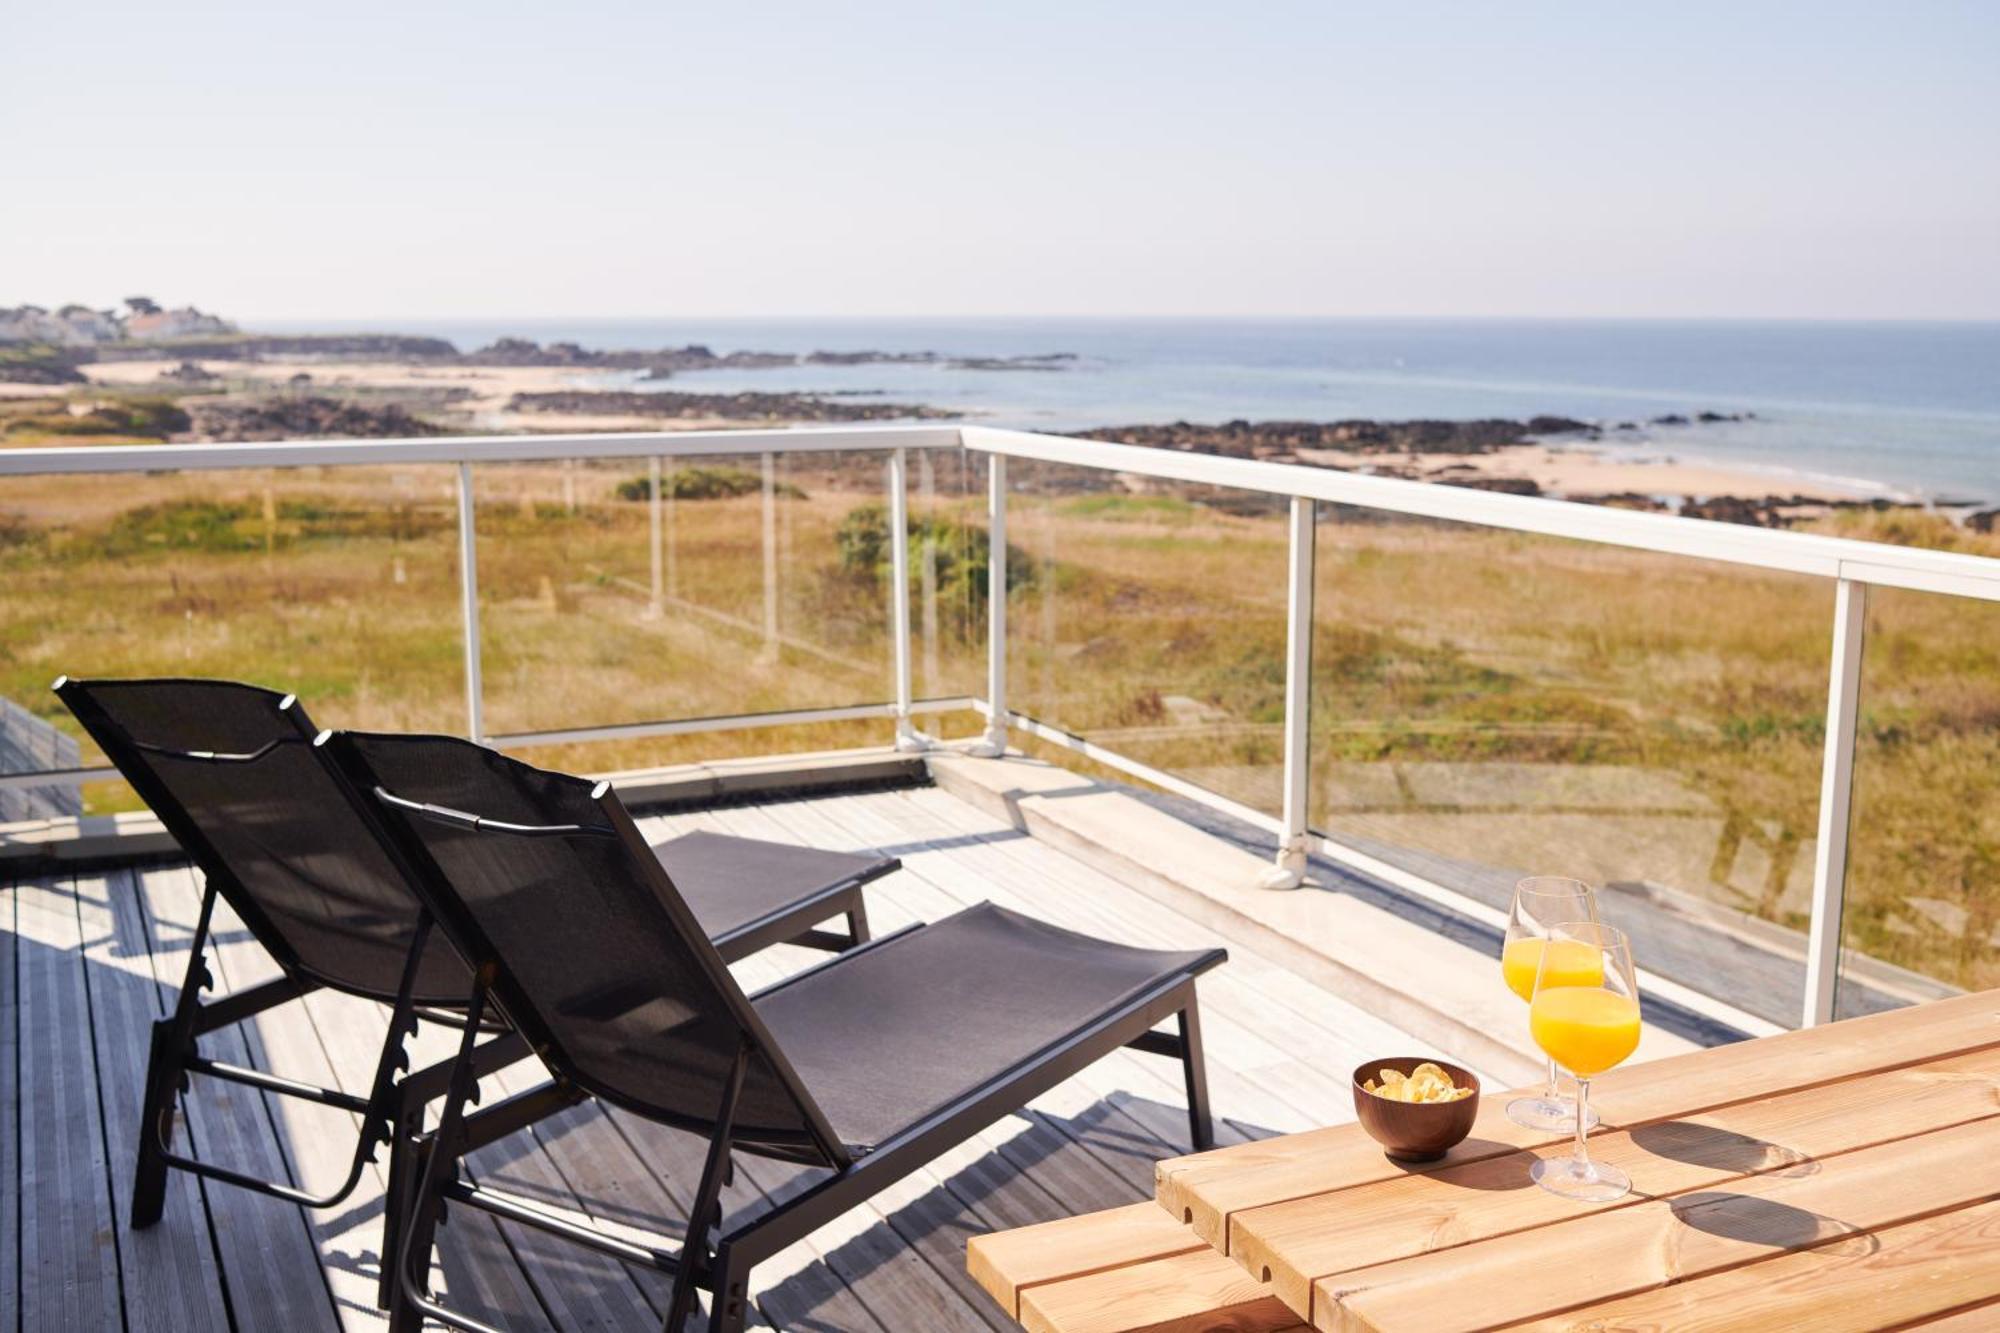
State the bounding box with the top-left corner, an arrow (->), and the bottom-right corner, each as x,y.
1531,1154 -> 1630,1202
1505,1094 -> 1600,1133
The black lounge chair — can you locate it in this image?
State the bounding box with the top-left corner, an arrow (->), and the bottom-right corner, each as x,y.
321,729 -> 1225,1333
52,675 -> 896,1307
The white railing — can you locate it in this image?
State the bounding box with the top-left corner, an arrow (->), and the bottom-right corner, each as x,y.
5,422 -> 1998,1028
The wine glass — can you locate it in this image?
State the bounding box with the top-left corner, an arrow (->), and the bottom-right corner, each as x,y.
1501,876 -> 1601,1132
1529,920 -> 1641,1202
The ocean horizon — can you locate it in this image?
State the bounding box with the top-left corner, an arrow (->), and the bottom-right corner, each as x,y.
251,316 -> 2000,504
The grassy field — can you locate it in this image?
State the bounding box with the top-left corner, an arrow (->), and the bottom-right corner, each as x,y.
0,446 -> 1993,999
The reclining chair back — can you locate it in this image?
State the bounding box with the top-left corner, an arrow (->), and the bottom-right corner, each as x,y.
325,730 -> 850,1167
56,677 -> 469,1005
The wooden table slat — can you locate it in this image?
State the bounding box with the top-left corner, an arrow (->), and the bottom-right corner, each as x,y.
969,1202 -> 1207,1318
1020,1247 -> 1296,1333
1503,1199 -> 2000,1333
1314,1116 -> 2000,1331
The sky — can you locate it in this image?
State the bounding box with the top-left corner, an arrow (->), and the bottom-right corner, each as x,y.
6,2 -> 1998,321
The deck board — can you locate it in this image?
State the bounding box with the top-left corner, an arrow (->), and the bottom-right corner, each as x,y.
76,869 -> 232,1333
1,881 -> 20,1333
1,779 -> 1440,1331
16,873 -> 124,1332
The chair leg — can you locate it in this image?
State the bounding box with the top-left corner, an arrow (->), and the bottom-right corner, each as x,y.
386,1139 -> 444,1333
845,898 -> 872,947
134,878 -> 219,1229
701,1241 -> 753,1333
390,967 -> 492,1333
131,1018 -> 180,1228
376,1092 -> 423,1310
667,1045 -> 749,1333
1179,1002 -> 1213,1151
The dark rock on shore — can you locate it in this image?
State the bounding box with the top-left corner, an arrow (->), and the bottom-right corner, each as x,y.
188,396 -> 448,442
1571,491 -> 1671,513
1969,509 -> 1999,534
466,340 -> 1076,377
1435,474 -> 1543,496
465,338 -> 794,375
505,389 -> 960,423
0,343 -> 87,384
93,333 -> 460,362
158,360 -> 221,384
1071,415 -> 1594,462
1525,415 -> 1596,436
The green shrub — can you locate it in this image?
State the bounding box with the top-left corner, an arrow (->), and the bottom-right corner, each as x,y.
4,395 -> 191,439
616,466 -> 806,501
833,503 -> 1034,633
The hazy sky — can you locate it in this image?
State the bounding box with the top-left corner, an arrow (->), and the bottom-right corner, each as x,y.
7,2 -> 1998,320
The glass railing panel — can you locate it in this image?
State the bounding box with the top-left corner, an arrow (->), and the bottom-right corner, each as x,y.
0,463 -> 464,814
475,450 -> 896,764
1004,459 -> 1289,819
905,447 -> 989,738
1307,509 -> 1833,1027
1835,586 -> 2000,1018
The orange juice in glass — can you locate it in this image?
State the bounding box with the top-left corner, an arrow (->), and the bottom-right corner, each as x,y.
1501,877 -> 1601,1131
1529,920 -> 1640,1202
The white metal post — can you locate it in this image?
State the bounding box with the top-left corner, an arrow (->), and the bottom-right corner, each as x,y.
970,454 -> 1010,756
1262,496 -> 1317,889
887,448 -> 926,751
646,454 -> 663,619
455,462 -> 485,743
1802,577 -> 1869,1027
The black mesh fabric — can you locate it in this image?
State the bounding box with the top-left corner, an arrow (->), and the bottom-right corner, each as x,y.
655,831 -> 887,943
342,732 -> 835,1156
754,902 -> 1225,1151
62,679 -> 471,1005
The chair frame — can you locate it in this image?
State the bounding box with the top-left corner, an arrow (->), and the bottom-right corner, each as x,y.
54,676 -> 886,1311
325,738 -> 1214,1333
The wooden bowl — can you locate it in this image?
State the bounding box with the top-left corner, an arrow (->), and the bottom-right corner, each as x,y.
1352,1057 -> 1481,1162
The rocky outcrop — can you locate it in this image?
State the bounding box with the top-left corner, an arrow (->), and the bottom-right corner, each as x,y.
506,390 -> 960,423
187,396 -> 449,442
1071,416 -> 1597,462
462,338 -> 793,374
1571,491 -> 1671,513
0,344 -> 87,383
89,332 -> 460,362
158,360 -> 222,384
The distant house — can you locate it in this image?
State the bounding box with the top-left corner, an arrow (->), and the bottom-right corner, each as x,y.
124,305 -> 235,340
0,303 -> 122,345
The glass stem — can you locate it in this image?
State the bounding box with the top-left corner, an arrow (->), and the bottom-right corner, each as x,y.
1545,1056 -> 1560,1102
1572,1078 -> 1595,1180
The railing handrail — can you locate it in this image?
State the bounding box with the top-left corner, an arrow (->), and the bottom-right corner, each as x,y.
0,424 -> 960,476
4,421 -> 1989,600
962,426 -> 2000,602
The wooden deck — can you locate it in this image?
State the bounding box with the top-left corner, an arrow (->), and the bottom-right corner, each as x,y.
1,778 -> 1456,1332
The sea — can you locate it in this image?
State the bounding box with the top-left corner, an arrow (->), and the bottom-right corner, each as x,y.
256,318 -> 2000,505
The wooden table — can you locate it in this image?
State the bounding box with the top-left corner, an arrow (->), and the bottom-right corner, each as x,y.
969,988 -> 2000,1332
